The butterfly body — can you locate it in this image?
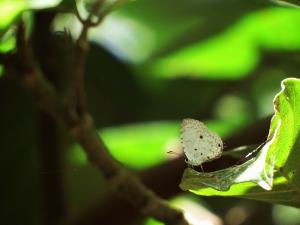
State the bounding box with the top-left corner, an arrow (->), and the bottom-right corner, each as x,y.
180,118 -> 223,166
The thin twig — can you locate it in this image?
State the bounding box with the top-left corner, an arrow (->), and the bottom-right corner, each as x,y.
69,0 -> 129,115
89,0 -> 128,26
70,0 -> 128,115
73,0 -> 86,24
71,0 -> 106,115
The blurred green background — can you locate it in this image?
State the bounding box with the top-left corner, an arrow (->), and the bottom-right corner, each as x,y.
1,0 -> 300,225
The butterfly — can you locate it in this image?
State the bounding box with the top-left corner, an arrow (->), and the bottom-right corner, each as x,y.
180,118 -> 223,167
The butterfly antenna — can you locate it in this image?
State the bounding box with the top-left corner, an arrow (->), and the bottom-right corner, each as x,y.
166,150 -> 181,156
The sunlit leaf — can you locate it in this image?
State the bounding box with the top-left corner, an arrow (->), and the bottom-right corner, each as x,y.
180,78 -> 300,207
0,0 -> 27,32
101,121 -> 179,169
69,121 -> 179,169
0,28 -> 16,53
151,8 -> 300,79
0,29 -> 10,77
0,0 -> 59,77
0,0 -> 62,36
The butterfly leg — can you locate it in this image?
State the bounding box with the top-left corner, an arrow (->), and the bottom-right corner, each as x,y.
200,164 -> 204,172
187,163 -> 193,169
187,163 -> 194,170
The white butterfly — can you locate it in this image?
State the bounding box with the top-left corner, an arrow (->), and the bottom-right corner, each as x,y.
180,118 -> 223,167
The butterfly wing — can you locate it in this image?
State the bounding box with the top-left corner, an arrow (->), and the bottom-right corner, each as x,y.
180,118 -> 223,166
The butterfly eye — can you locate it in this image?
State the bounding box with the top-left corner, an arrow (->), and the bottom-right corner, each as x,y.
185,158 -> 189,163
199,135 -> 203,139
218,144 -> 221,147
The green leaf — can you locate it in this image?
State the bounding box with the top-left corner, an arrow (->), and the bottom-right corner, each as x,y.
151,7 -> 300,80
180,78 -> 300,207
0,0 -> 62,36
0,27 -> 16,53
0,0 -> 27,33
69,121 -> 180,169
0,6 -> 33,77
101,121 -> 178,169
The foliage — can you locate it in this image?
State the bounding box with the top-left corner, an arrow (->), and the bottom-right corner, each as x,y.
2,0 -> 300,225
180,78 -> 300,207
151,8 -> 300,79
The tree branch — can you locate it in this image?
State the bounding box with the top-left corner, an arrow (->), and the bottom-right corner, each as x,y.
31,11 -> 68,225
59,116 -> 271,225
67,0 -> 103,117
9,12 -> 189,225
71,0 -> 123,115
